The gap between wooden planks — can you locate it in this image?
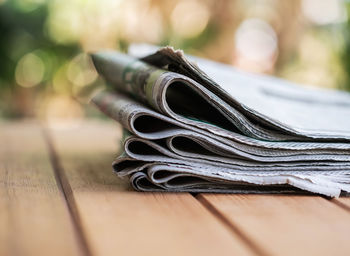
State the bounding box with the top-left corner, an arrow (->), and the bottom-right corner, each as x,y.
45,120 -> 256,256
3,120 -> 350,256
333,197 -> 350,212
0,121 -> 82,256
45,120 -> 350,256
197,193 -> 350,256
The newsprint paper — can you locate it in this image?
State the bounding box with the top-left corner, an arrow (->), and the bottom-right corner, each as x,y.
90,44 -> 350,197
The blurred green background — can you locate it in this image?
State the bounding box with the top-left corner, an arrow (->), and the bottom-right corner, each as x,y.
0,0 -> 350,127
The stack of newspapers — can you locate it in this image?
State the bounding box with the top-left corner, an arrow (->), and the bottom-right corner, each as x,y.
90,45 -> 350,197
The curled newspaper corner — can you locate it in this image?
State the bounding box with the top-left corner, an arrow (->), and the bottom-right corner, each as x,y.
90,44 -> 350,197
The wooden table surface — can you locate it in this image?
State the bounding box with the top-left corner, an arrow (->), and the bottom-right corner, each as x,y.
1,120 -> 350,256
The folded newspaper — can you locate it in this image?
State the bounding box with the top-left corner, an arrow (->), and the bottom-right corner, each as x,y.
90,45 -> 350,197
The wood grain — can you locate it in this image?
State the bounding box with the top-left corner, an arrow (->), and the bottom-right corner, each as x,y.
198,194 -> 350,256
0,121 -> 81,256
47,120 -> 256,256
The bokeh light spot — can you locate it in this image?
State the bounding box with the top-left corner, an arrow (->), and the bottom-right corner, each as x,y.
120,0 -> 164,43
234,18 -> 278,73
38,95 -> 84,130
171,0 -> 210,38
302,0 -> 347,25
46,0 -> 83,44
67,53 -> 98,87
15,52 -> 45,88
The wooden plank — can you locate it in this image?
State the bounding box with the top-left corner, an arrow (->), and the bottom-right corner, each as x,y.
198,194 -> 350,256
47,120 -> 256,256
0,121 -> 81,256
